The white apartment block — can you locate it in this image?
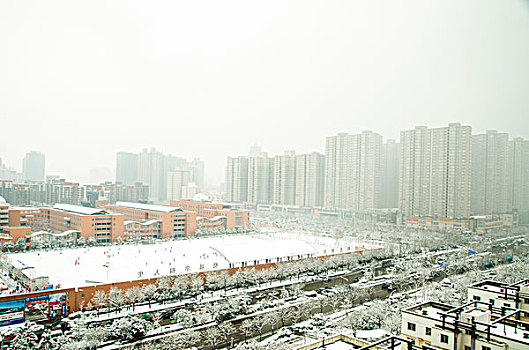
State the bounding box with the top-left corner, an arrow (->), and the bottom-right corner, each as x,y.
399,123 -> 471,218
166,169 -> 191,201
247,152 -> 273,203
272,151 -> 297,205
226,156 -> 249,202
471,131 -> 510,216
380,139 -> 399,209
324,131 -> 382,210
401,300 -> 529,350
295,152 -> 325,208
508,138 -> 529,224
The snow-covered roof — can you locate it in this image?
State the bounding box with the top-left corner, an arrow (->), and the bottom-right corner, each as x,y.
124,220 -> 162,226
31,230 -> 80,238
53,204 -> 108,216
211,239 -> 317,264
115,202 -> 182,213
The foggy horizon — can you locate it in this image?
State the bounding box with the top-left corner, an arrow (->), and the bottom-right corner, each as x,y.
2,1 -> 529,186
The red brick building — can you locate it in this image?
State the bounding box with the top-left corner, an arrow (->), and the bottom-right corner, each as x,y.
105,202 -> 197,239
169,199 -> 250,232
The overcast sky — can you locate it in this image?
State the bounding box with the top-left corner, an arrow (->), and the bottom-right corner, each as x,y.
1,0 -> 529,187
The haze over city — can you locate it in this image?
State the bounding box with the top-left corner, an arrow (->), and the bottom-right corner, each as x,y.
2,0 -> 529,186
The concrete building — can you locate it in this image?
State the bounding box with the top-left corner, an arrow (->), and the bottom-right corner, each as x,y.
226,156 -> 249,202
294,152 -> 325,208
471,131 -> 510,215
272,151 -> 297,205
380,140 -> 399,209
247,152 -> 273,204
105,201 -> 196,238
116,152 -> 138,186
508,138 -> 529,224
399,123 -> 471,218
45,177 -> 85,206
468,279 -> 529,313
324,131 -> 382,210
138,148 -> 166,202
166,169 -> 191,201
401,299 -> 529,349
22,151 -> 45,182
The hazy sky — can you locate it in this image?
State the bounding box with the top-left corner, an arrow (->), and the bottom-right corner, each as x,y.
1,1 -> 529,186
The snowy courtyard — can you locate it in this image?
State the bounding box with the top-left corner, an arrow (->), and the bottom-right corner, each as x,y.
2,233 -> 375,288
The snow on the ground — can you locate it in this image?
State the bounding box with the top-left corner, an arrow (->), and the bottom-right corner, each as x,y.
3,234 -> 372,288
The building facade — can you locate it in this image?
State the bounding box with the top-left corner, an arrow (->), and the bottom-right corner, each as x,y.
324,131 -> 382,210
22,151 -> 45,183
399,123 -> 471,218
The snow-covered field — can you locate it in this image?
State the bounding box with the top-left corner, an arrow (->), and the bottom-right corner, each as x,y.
3,233 -> 374,289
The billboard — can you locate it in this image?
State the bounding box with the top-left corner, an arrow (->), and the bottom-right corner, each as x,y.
48,293 -> 66,318
0,299 -> 25,327
25,295 -> 49,321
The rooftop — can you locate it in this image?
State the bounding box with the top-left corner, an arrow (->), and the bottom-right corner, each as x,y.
53,204 -> 108,216
114,202 -> 183,213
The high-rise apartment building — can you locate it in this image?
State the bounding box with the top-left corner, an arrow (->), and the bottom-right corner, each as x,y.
247,152 -> 273,203
380,140 -> 399,209
138,148 -> 166,202
295,152 -> 325,208
272,151 -> 297,205
399,123 -> 471,218
471,130 -> 510,215
508,137 -> 529,224
324,131 -> 382,210
116,152 -> 138,186
166,169 -> 191,201
226,156 -> 249,202
22,151 -> 45,182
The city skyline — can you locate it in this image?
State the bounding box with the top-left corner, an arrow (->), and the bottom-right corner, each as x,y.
1,1 -> 529,185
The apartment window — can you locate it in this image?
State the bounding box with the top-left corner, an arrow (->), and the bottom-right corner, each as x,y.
503,303 -> 510,307
524,298 -> 529,303
472,295 -> 481,301
425,327 -> 431,336
440,334 -> 449,343
464,346 -> 471,350
482,346 -> 491,350
407,322 -> 416,331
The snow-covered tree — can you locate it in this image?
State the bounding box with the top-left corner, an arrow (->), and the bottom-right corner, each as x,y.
91,290 -> 107,315
109,316 -> 152,341
204,326 -> 222,349
217,321 -> 236,348
15,238 -> 26,251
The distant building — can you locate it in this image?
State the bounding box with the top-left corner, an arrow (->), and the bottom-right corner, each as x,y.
22,151 -> 45,182
508,137 -> 529,224
247,152 -> 273,204
399,123 -> 471,218
226,156 -> 249,202
116,152 -> 139,186
272,151 -> 297,205
380,140 -> 399,209
324,131 -> 382,210
294,152 -> 325,208
471,130 -> 510,215
166,169 -> 191,201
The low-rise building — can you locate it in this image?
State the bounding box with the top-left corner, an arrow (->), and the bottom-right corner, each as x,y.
47,204 -> 124,243
468,279 -> 529,315
169,199 -> 250,233
105,201 -> 196,238
402,299 -> 529,349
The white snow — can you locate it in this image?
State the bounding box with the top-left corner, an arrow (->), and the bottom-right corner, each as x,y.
3,234 -> 371,288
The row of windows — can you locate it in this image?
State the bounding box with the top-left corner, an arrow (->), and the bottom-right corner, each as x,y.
407,322 -> 493,350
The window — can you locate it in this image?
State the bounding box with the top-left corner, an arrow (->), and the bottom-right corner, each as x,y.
407,322 -> 416,331
440,334 -> 449,343
464,346 -> 471,350
482,346 -> 491,350
489,299 -> 495,305
425,327 -> 431,336
472,295 -> 481,301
